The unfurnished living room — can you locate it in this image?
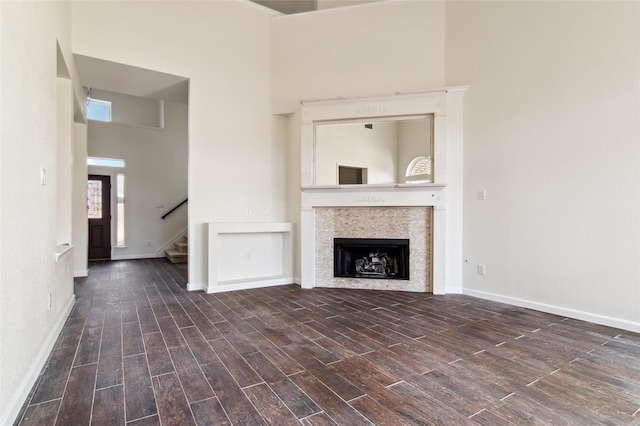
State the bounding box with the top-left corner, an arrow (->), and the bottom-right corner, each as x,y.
1,0 -> 639,425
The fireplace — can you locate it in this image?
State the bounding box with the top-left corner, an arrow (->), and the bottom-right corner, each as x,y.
312,207 -> 431,292
300,88 -> 468,294
334,238 -> 409,280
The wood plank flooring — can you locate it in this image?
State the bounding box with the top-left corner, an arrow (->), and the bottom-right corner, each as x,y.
15,259 -> 640,425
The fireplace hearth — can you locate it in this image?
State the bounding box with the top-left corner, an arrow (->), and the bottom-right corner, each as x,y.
334,238 -> 409,280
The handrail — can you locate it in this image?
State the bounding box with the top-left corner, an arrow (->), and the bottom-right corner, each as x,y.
162,198 -> 188,220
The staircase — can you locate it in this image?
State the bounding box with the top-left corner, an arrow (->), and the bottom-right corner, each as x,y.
165,235 -> 188,264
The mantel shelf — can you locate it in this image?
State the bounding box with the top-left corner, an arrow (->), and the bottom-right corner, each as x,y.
301,183 -> 447,192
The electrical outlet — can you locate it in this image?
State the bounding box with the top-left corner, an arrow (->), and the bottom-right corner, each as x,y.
146,240 -> 151,246
478,189 -> 486,200
477,264 -> 486,275
48,293 -> 52,310
41,167 -> 47,186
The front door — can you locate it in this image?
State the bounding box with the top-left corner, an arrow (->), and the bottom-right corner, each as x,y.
87,174 -> 111,260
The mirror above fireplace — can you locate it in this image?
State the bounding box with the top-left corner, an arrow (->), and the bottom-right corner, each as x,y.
315,115 -> 433,186
300,89 -> 454,190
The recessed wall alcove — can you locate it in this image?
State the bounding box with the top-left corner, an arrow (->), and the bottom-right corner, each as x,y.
299,88 -> 467,294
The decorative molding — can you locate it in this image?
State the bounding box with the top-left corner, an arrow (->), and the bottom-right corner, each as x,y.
301,183 -> 446,192
354,195 -> 385,203
354,106 -> 386,114
301,184 -> 446,209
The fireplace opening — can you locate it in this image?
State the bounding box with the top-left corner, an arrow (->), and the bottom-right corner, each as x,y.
334,238 -> 409,280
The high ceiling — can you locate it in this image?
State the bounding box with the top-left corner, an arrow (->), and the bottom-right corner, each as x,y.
74,0 -> 383,104
250,0 -> 382,15
251,0 -> 316,14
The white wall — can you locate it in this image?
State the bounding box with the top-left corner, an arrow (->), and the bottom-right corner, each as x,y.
72,123 -> 88,276
446,1 -> 640,330
271,0 -> 446,113
315,121 -> 397,185
92,88 -> 164,128
73,1 -> 282,290
286,111 -> 303,282
87,101 -> 188,259
56,77 -> 74,244
0,2 -> 82,423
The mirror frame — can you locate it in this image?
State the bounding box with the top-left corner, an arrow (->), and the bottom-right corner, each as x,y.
313,114 -> 434,186
300,90 -> 448,189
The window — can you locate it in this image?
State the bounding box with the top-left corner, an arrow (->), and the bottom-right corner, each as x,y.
87,98 -> 112,122
116,174 -> 125,246
87,157 -> 125,168
87,180 -> 102,219
406,156 -> 432,183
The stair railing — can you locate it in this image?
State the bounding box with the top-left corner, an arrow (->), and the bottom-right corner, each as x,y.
162,198 -> 188,220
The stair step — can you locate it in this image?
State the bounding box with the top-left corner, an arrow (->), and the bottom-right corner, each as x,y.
165,248 -> 188,264
174,241 -> 188,253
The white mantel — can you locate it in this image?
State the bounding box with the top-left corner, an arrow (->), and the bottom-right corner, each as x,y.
300,88 -> 467,294
301,183 -> 446,207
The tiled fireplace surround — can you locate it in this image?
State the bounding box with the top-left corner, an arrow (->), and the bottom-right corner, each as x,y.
315,206 -> 433,292
300,88 -> 466,294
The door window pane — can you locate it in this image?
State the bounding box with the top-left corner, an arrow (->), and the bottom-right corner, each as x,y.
87,180 -> 102,219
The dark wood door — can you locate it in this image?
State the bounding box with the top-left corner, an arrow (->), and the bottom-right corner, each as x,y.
87,174 -> 111,260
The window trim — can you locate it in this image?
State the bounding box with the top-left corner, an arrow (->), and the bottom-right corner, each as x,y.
87,98 -> 112,122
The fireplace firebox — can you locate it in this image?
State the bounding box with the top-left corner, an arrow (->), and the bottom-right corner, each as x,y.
334,238 -> 409,280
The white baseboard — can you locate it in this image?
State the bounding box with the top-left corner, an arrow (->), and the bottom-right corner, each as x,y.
2,293 -> 76,425
207,277 -> 295,294
111,254 -> 159,261
444,285 -> 463,294
74,269 -> 88,278
463,288 -> 640,333
186,282 -> 203,292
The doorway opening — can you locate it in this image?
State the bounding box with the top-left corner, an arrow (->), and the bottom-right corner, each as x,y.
87,174 -> 111,260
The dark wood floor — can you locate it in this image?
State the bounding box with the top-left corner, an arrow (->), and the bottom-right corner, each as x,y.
14,259 -> 640,425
